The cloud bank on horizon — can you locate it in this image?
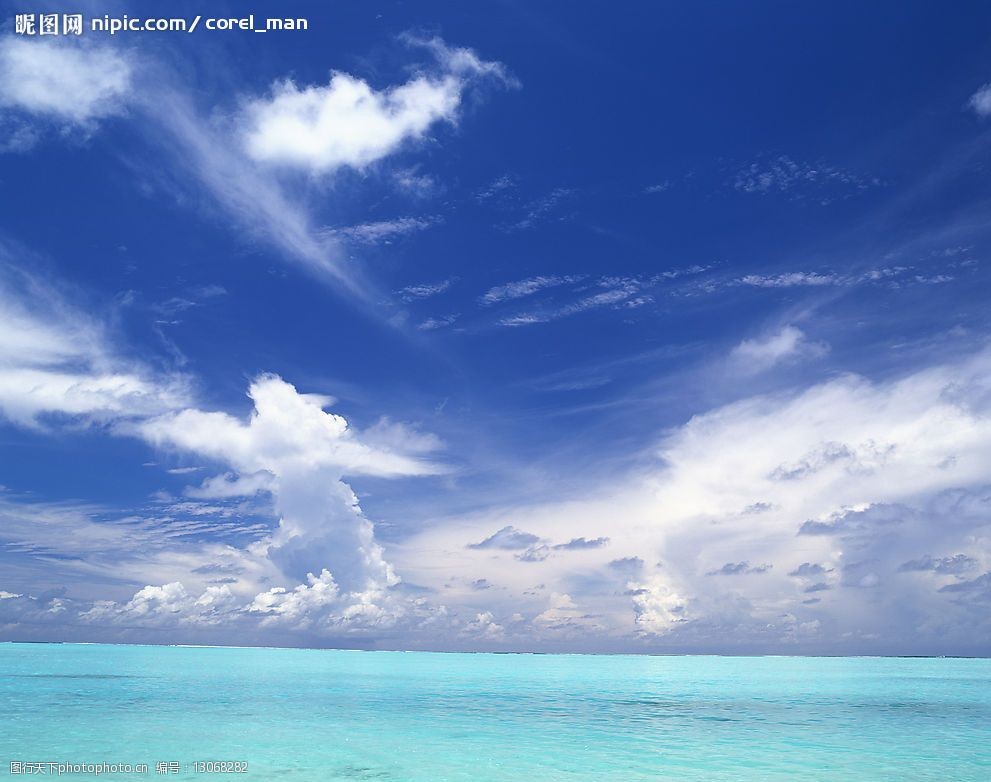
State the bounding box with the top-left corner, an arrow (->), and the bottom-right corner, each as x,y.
1,4 -> 990,654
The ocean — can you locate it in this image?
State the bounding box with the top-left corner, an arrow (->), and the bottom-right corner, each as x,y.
1,643 -> 989,780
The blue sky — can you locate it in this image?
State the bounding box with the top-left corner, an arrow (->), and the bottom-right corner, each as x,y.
1,0 -> 991,653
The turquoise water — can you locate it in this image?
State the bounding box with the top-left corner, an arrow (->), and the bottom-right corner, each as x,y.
1,644 -> 989,781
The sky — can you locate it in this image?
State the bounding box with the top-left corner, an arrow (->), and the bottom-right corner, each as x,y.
0,1 -> 990,655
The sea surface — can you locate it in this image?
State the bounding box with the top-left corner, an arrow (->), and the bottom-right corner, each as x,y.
1,643 -> 989,780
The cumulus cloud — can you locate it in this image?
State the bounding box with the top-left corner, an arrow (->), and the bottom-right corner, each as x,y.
242,36 -> 514,173
139,374 -> 442,596
82,582 -> 239,627
0,38 -> 131,128
461,610 -> 505,641
629,577 -> 689,637
0,262 -> 454,640
399,347 -> 991,653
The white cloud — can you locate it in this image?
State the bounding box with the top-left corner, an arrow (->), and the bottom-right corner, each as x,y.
138,373 -> 445,612
248,569 -> 338,622
242,36 -> 514,173
0,38 -> 131,126
533,592 -> 599,634
969,84 -> 991,117
461,611 -> 505,641
82,582 -> 240,626
139,89 -> 358,291
0,264 -> 452,639
392,166 -> 438,197
730,325 -> 828,372
140,375 -> 440,481
6,343 -> 991,651
0,258 -> 189,427
185,471 -> 275,500
397,347 -> 991,652
0,37 -> 505,299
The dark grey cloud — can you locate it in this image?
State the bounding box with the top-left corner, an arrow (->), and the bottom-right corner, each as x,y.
516,544 -> 549,563
771,442 -> 854,481
608,557 -> 644,573
192,562 -> 244,575
706,561 -> 772,576
552,536 -> 609,550
939,572 -> 991,599
798,504 -> 907,536
804,582 -> 831,593
841,560 -> 881,589
798,520 -> 838,535
898,554 -> 977,575
788,562 -> 830,578
467,525 -> 541,550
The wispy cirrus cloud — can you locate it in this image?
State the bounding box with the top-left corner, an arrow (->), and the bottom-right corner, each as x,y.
398,278 -> 456,301
0,250 -> 190,428
0,257 -> 456,642
327,216 -> 440,245
706,561 -> 772,576
738,271 -> 839,288
417,314 -> 459,331
480,275 -> 585,305
505,187 -> 576,231
732,155 -> 881,202
0,35 -> 510,302
473,174 -> 516,203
